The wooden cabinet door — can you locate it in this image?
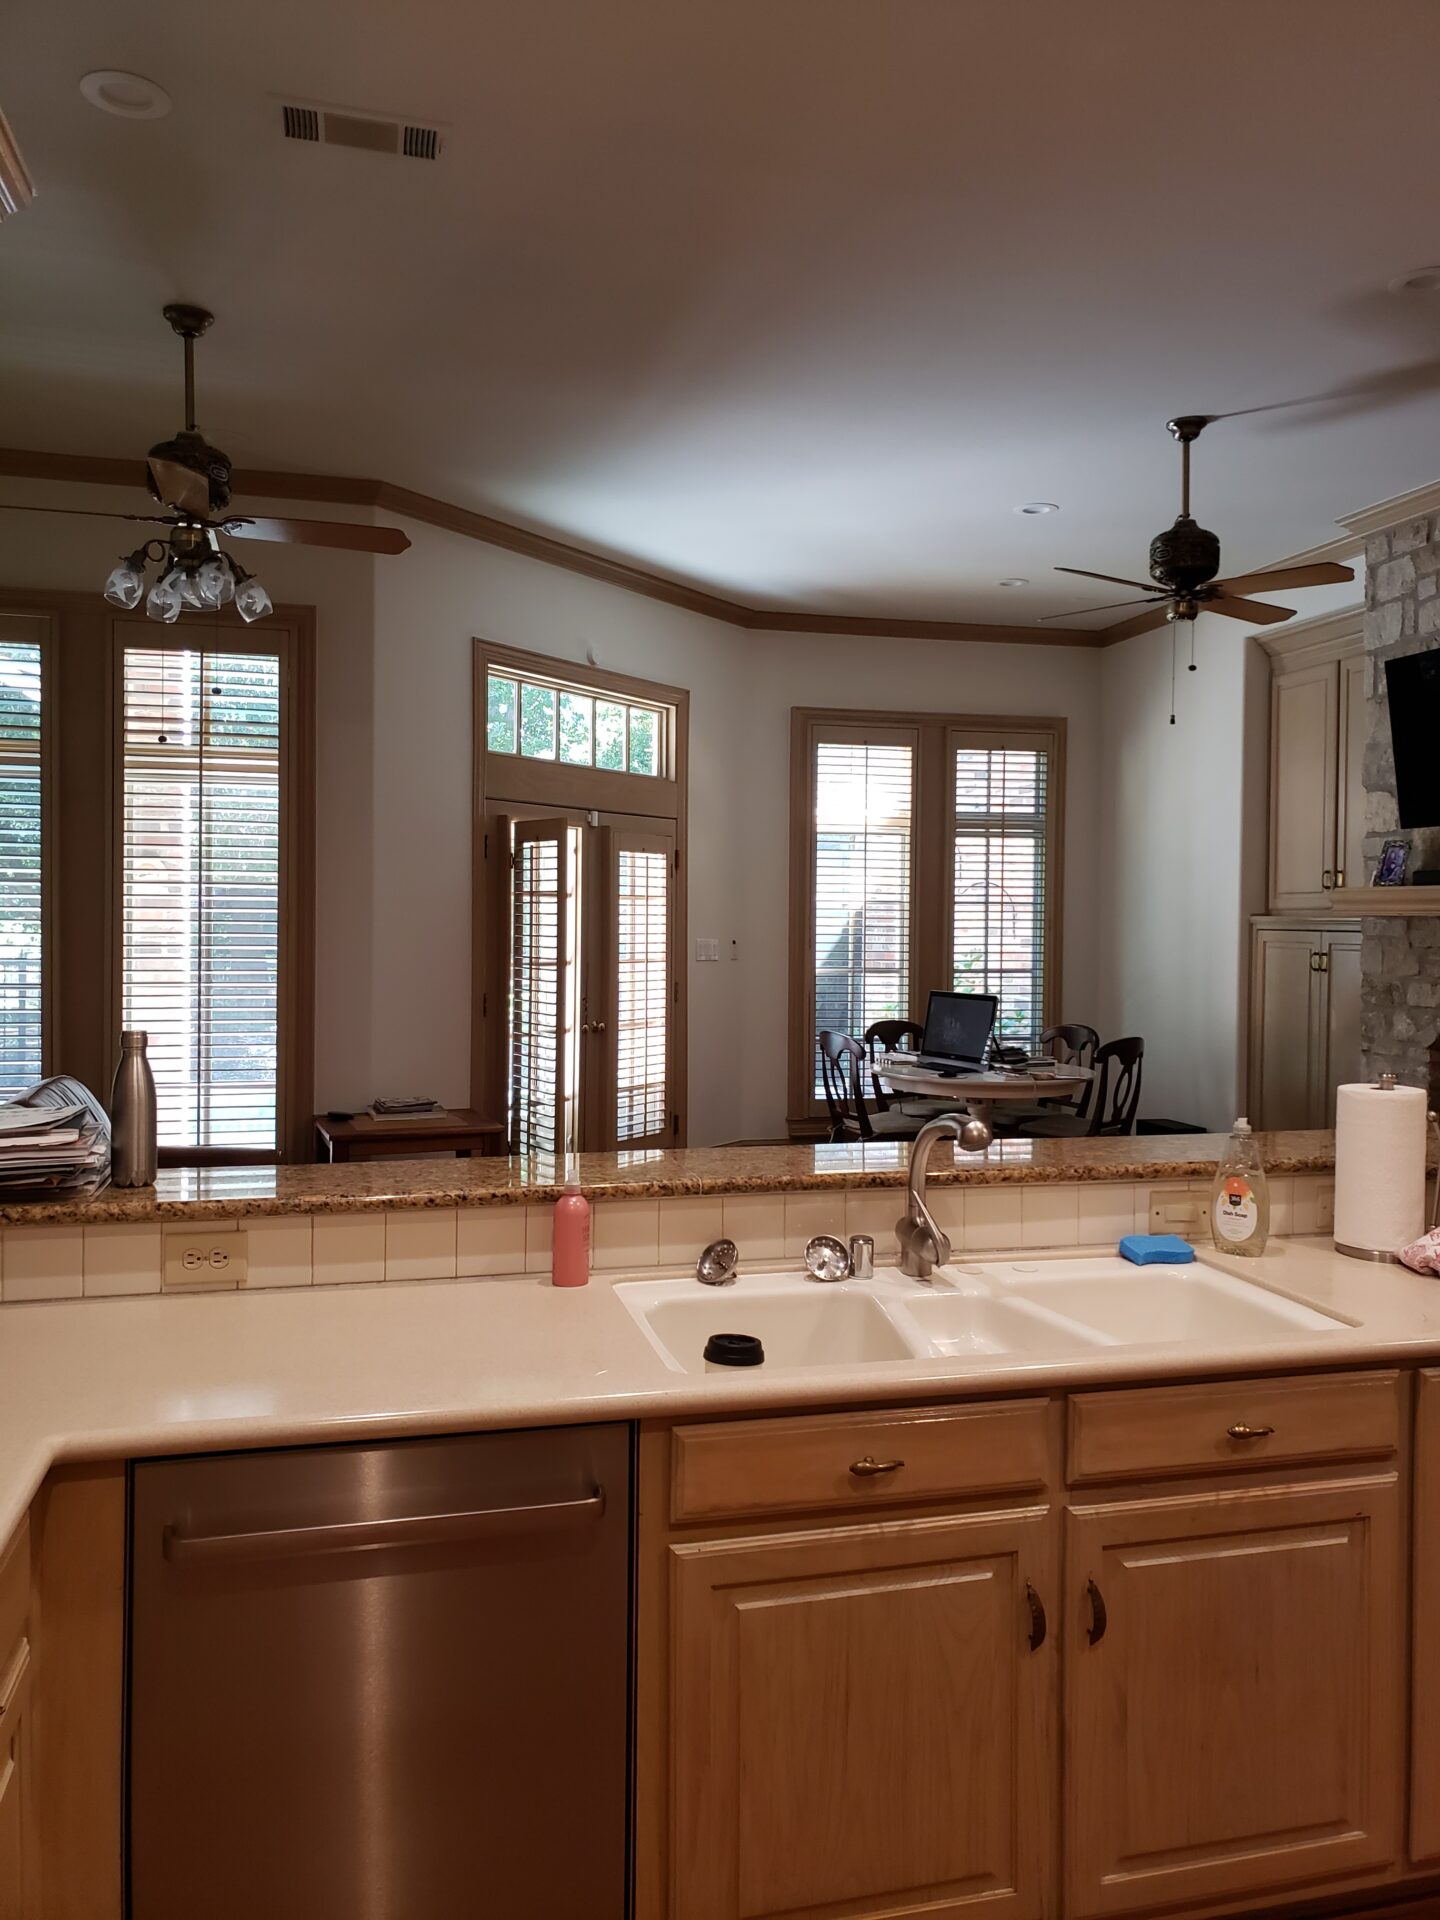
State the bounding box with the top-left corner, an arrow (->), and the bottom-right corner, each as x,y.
1337,651 -> 1367,893
1270,661 -> 1339,909
1411,1371 -> 1440,1863
670,1509 -> 1057,1920
0,1642 -> 31,1920
1251,926 -> 1321,1129
1320,927 -> 1362,1127
1065,1477 -> 1402,1918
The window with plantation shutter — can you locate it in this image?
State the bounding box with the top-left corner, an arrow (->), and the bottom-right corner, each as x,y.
121,645 -> 284,1153
509,818 -> 579,1156
951,740 -> 1051,1046
612,831 -> 670,1145
0,629 -> 44,1099
791,710 -> 1063,1124
811,735 -> 914,1097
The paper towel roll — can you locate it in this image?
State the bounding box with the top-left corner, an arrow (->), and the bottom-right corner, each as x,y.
1334,1081 -> 1429,1255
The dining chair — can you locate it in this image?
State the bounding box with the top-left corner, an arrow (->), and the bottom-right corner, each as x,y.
1020,1036 -> 1144,1139
817,1031 -> 923,1142
862,1019 -> 924,1113
1038,1023 -> 1101,1121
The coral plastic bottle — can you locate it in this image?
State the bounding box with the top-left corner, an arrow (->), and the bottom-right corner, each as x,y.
551,1178 -> 591,1286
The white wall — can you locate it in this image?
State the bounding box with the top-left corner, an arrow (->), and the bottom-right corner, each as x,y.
0,479 -> 1203,1144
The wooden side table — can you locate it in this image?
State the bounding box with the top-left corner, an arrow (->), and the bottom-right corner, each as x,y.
314,1109 -> 507,1163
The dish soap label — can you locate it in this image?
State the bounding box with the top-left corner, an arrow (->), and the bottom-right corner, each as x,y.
1215,1176 -> 1259,1244
1209,1117 -> 1270,1257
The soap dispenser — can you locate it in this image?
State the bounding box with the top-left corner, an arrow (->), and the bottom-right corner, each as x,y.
1210,1117 -> 1270,1257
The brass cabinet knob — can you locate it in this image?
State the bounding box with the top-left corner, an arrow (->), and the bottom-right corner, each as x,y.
1225,1423 -> 1276,1441
849,1455 -> 903,1477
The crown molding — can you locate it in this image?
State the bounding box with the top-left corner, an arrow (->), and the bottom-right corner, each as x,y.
1255,602 -> 1364,663
0,446 -> 1099,647
1339,478 -> 1440,540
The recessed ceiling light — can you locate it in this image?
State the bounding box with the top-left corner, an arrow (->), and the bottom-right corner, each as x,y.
998,577 -> 1029,588
79,70 -> 172,120
1014,502 -> 1058,516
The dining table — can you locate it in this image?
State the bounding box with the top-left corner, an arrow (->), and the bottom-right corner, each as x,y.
875,1058 -> 1094,1148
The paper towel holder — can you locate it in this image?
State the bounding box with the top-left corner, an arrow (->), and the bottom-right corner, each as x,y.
1333,1075 -> 1440,1263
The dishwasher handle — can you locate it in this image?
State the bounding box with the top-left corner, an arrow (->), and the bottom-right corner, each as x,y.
162,1487 -> 607,1565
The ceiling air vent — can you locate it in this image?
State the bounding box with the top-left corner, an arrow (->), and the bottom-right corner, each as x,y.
280,103 -> 443,160
281,104 -> 320,142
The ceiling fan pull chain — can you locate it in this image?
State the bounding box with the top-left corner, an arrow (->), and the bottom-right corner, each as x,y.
1189,617 -> 1197,672
1169,621 -> 1177,726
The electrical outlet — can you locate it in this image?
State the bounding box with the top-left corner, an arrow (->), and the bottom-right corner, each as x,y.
1147,1185 -> 1213,1243
163,1227 -> 249,1291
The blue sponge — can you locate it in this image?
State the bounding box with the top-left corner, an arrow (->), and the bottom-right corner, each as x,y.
1118,1232 -> 1196,1266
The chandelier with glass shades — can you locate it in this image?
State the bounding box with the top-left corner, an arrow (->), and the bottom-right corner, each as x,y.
6,304 -> 410,621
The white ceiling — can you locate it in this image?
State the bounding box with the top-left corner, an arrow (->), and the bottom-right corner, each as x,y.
3,0 -> 1438,624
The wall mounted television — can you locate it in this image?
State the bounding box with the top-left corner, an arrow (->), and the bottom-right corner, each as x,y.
1385,649 -> 1440,829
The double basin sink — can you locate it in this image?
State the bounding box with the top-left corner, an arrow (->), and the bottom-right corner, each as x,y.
618,1253 -> 1353,1374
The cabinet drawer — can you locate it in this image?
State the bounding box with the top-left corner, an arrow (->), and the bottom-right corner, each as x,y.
1068,1371 -> 1400,1486
0,1517 -> 28,1671
670,1398 -> 1050,1524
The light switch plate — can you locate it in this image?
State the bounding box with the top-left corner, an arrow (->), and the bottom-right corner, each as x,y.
163,1227 -> 248,1290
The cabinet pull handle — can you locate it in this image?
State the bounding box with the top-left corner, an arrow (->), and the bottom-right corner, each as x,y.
1025,1581 -> 1047,1652
1086,1578 -> 1107,1645
1336,869 -> 1346,889
1321,869 -> 1334,890
1225,1423 -> 1275,1441
849,1455 -> 903,1477
1309,952 -> 1321,972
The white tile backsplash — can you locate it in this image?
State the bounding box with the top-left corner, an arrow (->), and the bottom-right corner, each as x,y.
783,1192 -> 839,1258
384,1209 -> 457,1282
4,1224 -> 84,1302
656,1195 -> 725,1268
1021,1186 -> 1080,1249
525,1203 -> 555,1274
960,1187 -> 1023,1252
720,1193 -> 786,1262
592,1199 -> 660,1271
246,1216 -> 314,1289
312,1212 -> 386,1286
1077,1184 -> 1138,1246
844,1188 -> 902,1262
457,1205 -> 527,1277
83,1222 -> 162,1297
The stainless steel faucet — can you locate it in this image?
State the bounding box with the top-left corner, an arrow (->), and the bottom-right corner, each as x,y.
896,1115 -> 963,1279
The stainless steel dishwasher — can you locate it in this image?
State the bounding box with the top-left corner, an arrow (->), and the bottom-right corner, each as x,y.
128,1423 -> 631,1920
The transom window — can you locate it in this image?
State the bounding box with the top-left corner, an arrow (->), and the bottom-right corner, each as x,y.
486,669 -> 663,777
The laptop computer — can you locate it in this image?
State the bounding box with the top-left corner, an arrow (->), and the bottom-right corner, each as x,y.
911,990 -> 999,1073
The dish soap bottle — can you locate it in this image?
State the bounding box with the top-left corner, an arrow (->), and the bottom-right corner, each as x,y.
551,1176 -> 590,1287
1211,1117 -> 1269,1256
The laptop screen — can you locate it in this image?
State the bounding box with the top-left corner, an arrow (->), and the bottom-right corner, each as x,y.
921,990 -> 998,1063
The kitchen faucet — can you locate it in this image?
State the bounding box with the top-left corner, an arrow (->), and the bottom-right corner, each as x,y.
896,1115 -> 963,1279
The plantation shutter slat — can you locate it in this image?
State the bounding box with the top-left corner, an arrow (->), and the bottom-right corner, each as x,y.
0,636 -> 43,1099
609,828 -> 670,1147
121,646 -> 282,1152
951,743 -> 1049,1047
510,818 -> 572,1156
811,737 -> 913,1095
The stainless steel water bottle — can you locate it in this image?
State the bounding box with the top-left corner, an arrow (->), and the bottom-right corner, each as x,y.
110,1030 -> 158,1187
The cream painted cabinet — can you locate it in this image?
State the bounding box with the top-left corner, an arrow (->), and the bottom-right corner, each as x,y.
1065,1477 -> 1402,1917
1250,919 -> 1362,1129
1269,637 -> 1366,910
667,1509 -> 1057,1920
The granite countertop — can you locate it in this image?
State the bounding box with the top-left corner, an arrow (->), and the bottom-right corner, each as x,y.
0,1234 -> 1437,1548
0,1131 -> 1339,1226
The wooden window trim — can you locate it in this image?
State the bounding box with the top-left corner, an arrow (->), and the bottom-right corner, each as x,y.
788,706 -> 1066,1132
0,589 -> 315,1165
472,638 -> 689,1143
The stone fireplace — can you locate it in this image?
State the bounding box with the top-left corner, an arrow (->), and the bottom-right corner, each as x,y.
1360,511 -> 1440,1104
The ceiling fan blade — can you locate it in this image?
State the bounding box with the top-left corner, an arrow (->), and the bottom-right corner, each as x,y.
1212,560 -> 1355,596
1205,594 -> 1295,625
1041,595 -> 1166,620
221,514 -> 410,555
147,456 -> 210,518
0,502 -> 174,528
1054,565 -> 1161,592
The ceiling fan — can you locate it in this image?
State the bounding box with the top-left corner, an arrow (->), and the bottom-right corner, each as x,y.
2,304 -> 410,623
1045,414 -> 1354,631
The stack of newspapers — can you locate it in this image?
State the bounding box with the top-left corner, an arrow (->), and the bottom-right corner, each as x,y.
0,1078 -> 111,1195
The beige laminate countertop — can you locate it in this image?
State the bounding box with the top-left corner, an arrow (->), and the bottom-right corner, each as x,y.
0,1131 -> 1338,1226
2,1235 -> 1439,1548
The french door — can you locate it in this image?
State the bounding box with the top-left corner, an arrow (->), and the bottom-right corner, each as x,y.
506,810 -> 675,1155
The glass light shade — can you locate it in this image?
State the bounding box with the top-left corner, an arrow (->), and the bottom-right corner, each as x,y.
235,575 -> 273,624
145,571 -> 184,623
194,556 -> 234,608
103,557 -> 146,610
176,568 -> 208,610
